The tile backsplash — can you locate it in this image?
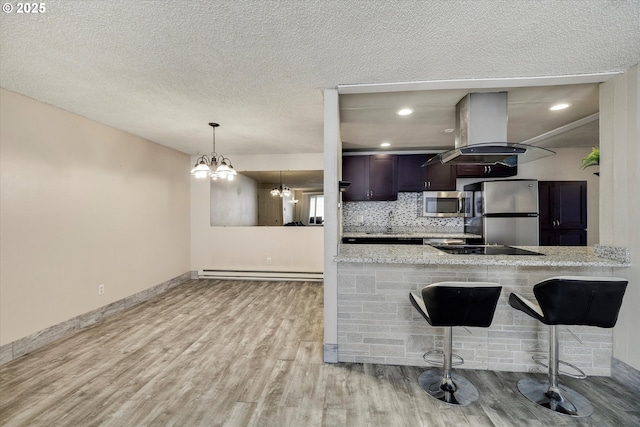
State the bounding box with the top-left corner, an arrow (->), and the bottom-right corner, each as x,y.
342,192 -> 463,233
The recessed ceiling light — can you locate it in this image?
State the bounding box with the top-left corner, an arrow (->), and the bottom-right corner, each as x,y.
380,142 -> 391,147
549,103 -> 570,111
444,128 -> 455,133
397,108 -> 413,116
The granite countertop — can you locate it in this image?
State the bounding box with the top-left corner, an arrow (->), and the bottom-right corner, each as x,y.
335,244 -> 631,267
341,231 -> 481,239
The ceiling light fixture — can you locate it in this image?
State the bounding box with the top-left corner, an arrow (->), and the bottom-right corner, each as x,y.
444,128 -> 455,133
549,103 -> 570,111
397,108 -> 413,116
380,142 -> 391,147
190,123 -> 237,181
271,171 -> 291,198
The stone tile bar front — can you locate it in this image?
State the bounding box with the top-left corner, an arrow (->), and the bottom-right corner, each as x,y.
335,245 -> 629,376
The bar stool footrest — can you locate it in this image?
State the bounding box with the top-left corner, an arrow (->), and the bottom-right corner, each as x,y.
423,349 -> 464,367
532,355 -> 587,379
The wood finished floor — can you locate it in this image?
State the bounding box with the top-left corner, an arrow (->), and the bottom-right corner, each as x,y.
1,279 -> 639,426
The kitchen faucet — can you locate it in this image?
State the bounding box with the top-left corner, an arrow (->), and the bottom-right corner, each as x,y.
387,211 -> 394,232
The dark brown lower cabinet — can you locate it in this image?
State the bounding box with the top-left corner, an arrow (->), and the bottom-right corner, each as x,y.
538,181 -> 587,246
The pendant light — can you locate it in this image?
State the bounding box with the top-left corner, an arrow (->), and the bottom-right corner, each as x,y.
190,123 -> 238,181
271,171 -> 291,197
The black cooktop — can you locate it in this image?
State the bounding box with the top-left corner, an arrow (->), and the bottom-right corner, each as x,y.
431,245 -> 544,256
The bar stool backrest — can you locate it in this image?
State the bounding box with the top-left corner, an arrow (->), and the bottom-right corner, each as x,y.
533,276 -> 628,327
422,282 -> 501,327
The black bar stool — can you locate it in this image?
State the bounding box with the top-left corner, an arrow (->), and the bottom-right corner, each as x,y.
509,276 -> 628,418
409,281 -> 502,406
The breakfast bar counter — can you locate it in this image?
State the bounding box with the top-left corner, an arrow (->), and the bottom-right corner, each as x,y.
333,244 -> 630,375
336,244 -> 630,268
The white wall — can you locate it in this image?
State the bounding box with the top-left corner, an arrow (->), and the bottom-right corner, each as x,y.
600,65 -> 639,370
0,89 -> 191,345
191,153 -> 324,273
281,191 -> 295,224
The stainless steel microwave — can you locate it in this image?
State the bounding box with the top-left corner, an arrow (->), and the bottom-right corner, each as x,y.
422,191 -> 473,217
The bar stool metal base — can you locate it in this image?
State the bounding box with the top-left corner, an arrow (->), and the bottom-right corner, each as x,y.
418,369 -> 479,406
517,377 -> 593,417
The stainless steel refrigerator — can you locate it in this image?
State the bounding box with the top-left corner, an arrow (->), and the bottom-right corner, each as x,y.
464,179 -> 539,246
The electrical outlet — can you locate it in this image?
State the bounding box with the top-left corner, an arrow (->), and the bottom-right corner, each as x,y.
266,257 -> 272,265
98,284 -> 105,295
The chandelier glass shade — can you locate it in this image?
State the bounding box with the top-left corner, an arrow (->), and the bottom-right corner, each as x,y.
271,171 -> 291,197
270,186 -> 291,197
190,123 -> 237,181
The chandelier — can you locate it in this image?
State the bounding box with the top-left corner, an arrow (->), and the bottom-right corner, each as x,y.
270,171 -> 291,197
190,123 -> 238,181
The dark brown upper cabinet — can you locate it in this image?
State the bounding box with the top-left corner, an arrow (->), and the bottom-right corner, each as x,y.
397,154 -> 456,191
397,154 -> 427,192
342,154 -> 398,201
456,163 -> 517,178
425,158 -> 457,191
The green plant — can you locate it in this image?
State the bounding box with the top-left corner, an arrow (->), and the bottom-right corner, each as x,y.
581,147 -> 600,169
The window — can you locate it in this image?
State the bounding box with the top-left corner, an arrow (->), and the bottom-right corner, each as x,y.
308,195 -> 324,225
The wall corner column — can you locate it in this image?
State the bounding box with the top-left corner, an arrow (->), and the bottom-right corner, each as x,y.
600,64 -> 640,371
323,88 -> 341,363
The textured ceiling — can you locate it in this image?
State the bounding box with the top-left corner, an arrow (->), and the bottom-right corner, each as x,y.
1,0 -> 639,156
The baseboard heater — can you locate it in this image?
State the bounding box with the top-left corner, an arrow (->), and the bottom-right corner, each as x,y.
198,269 -> 323,281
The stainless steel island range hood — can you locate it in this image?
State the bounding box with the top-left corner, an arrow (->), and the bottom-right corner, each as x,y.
424,92 -> 555,167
